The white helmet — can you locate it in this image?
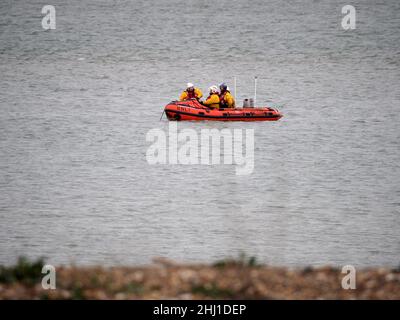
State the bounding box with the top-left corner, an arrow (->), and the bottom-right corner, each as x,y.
187,82 -> 194,89
209,85 -> 219,94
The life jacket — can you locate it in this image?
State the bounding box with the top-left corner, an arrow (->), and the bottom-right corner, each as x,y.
219,91 -> 228,107
204,93 -> 220,108
220,90 -> 235,108
187,89 -> 196,99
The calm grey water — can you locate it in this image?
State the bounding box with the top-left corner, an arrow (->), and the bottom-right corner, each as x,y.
0,0 -> 399,267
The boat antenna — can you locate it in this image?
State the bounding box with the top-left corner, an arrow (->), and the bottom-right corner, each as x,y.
254,76 -> 257,108
234,76 -> 237,103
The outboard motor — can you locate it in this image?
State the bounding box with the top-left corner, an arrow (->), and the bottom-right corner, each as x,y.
243,98 -> 250,108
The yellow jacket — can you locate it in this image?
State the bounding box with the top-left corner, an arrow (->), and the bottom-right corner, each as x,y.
203,93 -> 220,108
179,88 -> 203,101
220,91 -> 235,108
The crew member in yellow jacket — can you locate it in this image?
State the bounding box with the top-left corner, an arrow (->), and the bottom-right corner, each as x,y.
219,83 -> 235,108
203,86 -> 220,108
179,83 -> 203,101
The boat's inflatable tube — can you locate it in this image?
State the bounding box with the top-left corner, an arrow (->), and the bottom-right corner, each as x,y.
164,99 -> 282,121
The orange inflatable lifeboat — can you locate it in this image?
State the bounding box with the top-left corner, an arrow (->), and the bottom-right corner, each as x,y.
164,99 -> 282,121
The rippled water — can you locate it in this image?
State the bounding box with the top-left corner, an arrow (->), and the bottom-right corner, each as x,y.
0,0 -> 399,267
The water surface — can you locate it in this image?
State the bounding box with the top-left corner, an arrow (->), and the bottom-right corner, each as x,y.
0,0 -> 399,267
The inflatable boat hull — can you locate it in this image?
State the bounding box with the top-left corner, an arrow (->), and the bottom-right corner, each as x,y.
164,100 -> 282,122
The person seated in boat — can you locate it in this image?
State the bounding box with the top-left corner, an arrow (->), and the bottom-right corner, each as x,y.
219,83 -> 235,108
179,83 -> 203,101
202,85 -> 220,109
